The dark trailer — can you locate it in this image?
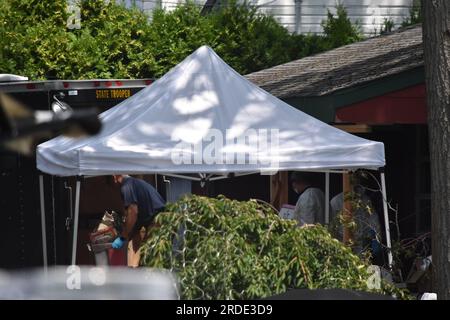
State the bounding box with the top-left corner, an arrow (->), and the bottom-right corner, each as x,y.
0,78 -> 153,269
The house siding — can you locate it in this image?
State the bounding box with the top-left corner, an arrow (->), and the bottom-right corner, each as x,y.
134,0 -> 415,36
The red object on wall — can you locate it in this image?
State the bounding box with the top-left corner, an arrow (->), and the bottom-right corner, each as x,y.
336,84 -> 427,124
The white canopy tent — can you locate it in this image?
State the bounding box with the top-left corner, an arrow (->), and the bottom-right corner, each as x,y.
37,46 -> 392,269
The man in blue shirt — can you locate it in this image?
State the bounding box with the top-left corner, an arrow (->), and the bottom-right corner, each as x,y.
112,175 -> 166,267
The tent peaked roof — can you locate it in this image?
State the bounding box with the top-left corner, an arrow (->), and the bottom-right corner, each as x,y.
37,46 -> 385,176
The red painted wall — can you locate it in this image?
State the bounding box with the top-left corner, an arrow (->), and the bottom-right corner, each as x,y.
336,84 -> 427,124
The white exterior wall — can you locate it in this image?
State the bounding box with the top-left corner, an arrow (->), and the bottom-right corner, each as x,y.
135,0 -> 415,36
253,0 -> 415,35
131,0 -> 205,13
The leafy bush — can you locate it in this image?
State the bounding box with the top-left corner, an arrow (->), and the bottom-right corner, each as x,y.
0,0 -> 364,80
143,3 -> 215,77
401,0 -> 422,27
207,1 -> 294,75
134,1 -> 304,76
140,195 -> 408,299
381,18 -> 395,34
321,4 -> 363,48
0,0 -> 154,79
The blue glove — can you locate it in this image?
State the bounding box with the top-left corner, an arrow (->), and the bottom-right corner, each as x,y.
112,237 -> 126,249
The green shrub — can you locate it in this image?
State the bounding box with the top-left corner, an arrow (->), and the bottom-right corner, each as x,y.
0,0 -> 365,80
146,1 -> 301,76
144,3 -> 215,77
208,1 -> 294,75
140,195 -> 409,299
0,0 -> 154,79
401,0 -> 422,27
321,4 -> 363,48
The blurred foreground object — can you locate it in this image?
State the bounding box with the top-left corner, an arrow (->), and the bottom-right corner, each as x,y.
0,92 -> 101,155
0,267 -> 178,300
0,74 -> 28,82
406,255 -> 432,294
420,292 -> 437,300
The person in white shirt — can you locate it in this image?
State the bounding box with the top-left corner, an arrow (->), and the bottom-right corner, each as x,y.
290,172 -> 325,226
330,185 -> 381,256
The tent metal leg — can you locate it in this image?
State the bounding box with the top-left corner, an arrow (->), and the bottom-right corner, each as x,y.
380,172 -> 393,268
325,172 -> 330,224
39,175 -> 48,272
71,178 -> 81,266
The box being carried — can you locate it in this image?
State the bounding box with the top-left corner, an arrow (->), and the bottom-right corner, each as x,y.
87,211 -> 126,266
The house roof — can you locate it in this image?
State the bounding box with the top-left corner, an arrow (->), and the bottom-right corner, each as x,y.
245,25 -> 423,99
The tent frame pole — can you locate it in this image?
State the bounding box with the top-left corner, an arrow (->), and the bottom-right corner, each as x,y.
209,172 -> 260,181
325,172 -> 330,224
39,174 -> 48,273
380,170 -> 393,268
342,172 -> 353,244
71,177 -> 82,266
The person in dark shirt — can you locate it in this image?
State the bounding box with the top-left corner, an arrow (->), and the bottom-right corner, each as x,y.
112,175 -> 166,267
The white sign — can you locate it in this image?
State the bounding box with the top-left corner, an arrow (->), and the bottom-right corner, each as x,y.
279,204 -> 296,220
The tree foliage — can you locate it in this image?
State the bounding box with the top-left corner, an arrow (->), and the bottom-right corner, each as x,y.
0,0 -> 363,80
140,195 -> 409,299
0,0 -> 154,79
402,0 -> 422,28
321,4 -> 363,48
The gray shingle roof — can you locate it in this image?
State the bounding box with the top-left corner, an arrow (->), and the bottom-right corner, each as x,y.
245,25 -> 423,98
